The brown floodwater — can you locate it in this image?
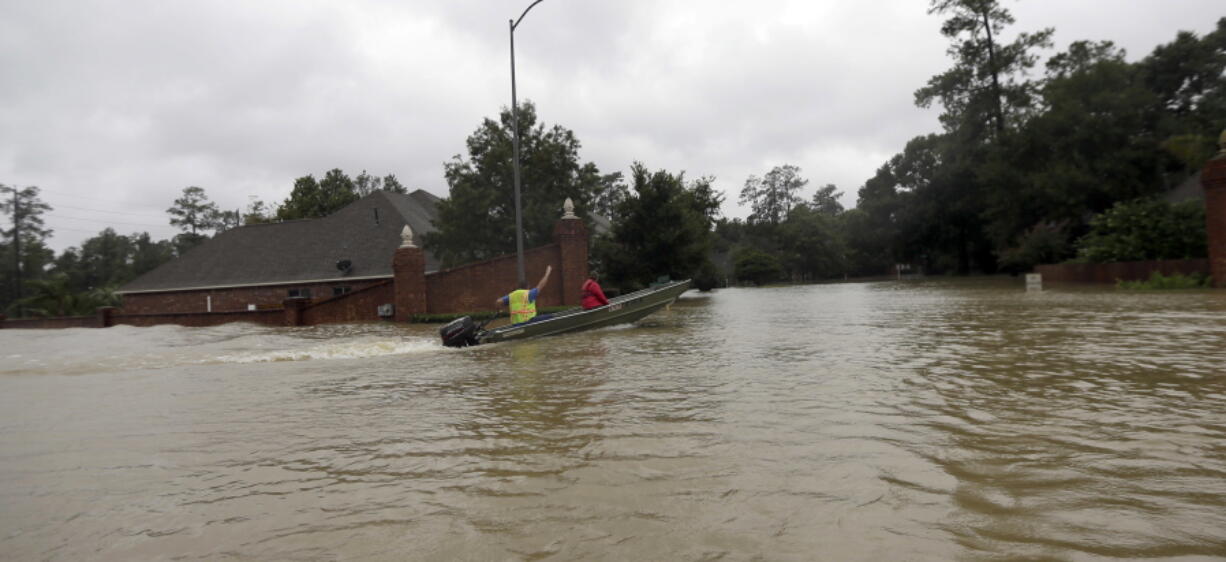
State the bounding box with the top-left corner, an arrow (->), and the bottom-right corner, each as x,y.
1,278 -> 1225,560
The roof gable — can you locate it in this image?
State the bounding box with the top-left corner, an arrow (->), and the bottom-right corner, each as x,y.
120,190 -> 440,293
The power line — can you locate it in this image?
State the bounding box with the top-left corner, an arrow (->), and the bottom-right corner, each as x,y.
34,186 -> 175,207
46,202 -> 168,219
46,225 -> 121,234
46,213 -> 167,228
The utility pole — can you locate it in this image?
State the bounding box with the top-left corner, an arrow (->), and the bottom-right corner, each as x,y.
510,0 -> 546,287
10,187 -> 21,315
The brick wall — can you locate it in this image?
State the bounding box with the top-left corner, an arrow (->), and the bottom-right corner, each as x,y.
120,278 -> 390,314
422,244 -> 565,315
1036,258 -> 1210,284
302,281 -> 394,324
553,217 -> 589,306
1203,146 -> 1226,288
393,246 -> 427,322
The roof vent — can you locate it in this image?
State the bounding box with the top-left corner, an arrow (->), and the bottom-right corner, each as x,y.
336,259 -> 352,274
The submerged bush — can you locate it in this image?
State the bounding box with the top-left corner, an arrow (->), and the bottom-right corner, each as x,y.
1116,271 -> 1211,290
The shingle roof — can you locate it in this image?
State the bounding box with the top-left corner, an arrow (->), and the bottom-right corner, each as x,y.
119,190 -> 442,293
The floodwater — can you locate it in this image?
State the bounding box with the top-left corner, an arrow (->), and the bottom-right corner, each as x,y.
2,278 -> 1225,561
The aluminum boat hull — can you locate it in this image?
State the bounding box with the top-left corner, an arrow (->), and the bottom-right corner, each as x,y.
477,279 -> 691,344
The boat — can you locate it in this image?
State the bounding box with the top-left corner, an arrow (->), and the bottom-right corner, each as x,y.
439,279 -> 691,347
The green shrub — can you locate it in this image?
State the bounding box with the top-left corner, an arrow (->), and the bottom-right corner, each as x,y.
1116,271 -> 1211,290
998,222 -> 1073,272
733,248 -> 784,286
1076,199 -> 1206,263
693,260 -> 722,291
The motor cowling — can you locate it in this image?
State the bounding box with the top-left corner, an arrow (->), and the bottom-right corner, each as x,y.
440,316 -> 481,348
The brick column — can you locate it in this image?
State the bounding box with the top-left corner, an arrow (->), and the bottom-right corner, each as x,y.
1202,129 -> 1226,288
393,225 -> 428,322
283,298 -> 308,326
552,198 -> 589,307
97,306 -> 116,328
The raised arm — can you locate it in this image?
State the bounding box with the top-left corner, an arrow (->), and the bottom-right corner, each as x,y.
536,265 -> 553,292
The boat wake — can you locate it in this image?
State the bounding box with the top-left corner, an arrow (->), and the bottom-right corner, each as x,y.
216,338 -> 440,363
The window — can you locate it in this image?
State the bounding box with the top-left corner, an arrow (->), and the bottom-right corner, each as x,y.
288,288 -> 312,299
332,286 -> 351,296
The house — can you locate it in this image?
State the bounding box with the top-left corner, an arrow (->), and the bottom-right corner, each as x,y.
108,191 -> 592,327
118,190 -> 442,314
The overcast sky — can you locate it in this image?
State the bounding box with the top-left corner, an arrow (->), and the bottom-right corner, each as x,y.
2,0 -> 1221,252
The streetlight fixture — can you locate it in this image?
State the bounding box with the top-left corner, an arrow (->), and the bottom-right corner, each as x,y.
509,0 -> 545,287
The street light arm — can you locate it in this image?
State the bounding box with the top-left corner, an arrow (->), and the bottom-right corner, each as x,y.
512,0 -> 545,30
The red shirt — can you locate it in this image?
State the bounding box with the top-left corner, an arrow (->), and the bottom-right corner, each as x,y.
581,278 -> 610,310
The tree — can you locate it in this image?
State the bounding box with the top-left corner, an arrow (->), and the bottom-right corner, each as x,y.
778,203 -> 845,280
733,248 -> 784,286
130,232 -> 174,277
845,164 -> 904,276
275,169 -> 360,221
1,184 -> 55,314
9,275 -> 91,317
810,184 -> 844,216
277,174 -> 324,221
354,170 -> 382,196
243,197 -> 274,225
1141,18 -> 1226,178
382,174 -> 408,194
1140,18 -> 1226,133
425,102 -> 618,266
739,164 -> 807,224
916,0 -> 1052,138
167,186 -> 221,236
589,169 -> 628,220
596,163 -> 720,289
979,40 -> 1162,256
78,228 -> 135,290
354,170 -> 409,196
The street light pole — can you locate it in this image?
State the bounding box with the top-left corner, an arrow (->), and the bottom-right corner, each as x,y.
509,0 -> 544,287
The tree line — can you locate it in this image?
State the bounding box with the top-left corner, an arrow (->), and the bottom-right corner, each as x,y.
837,4 -> 1223,279
424,3 -> 1221,290
706,3 -> 1220,285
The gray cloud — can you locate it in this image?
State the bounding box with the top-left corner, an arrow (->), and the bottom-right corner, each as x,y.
1,0 -> 1220,251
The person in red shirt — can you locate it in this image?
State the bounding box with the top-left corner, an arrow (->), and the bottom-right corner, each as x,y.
581,271 -> 610,310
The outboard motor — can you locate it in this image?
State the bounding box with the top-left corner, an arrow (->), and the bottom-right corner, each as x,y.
440,316 -> 482,348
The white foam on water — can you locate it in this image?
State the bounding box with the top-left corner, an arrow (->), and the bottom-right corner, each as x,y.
216,338 -> 441,363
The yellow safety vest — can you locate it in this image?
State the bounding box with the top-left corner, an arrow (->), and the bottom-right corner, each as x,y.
508,289 -> 537,324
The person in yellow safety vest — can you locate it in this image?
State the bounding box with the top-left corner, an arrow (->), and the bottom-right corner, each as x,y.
495,265 -> 553,324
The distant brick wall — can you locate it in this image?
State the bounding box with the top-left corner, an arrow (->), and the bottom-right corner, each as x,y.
120,278 -> 390,314
1036,259 -> 1209,284
302,280 -> 394,324
423,244 -> 565,315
